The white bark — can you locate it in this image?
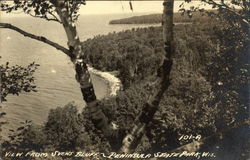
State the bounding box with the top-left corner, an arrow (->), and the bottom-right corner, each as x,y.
119,0 -> 175,153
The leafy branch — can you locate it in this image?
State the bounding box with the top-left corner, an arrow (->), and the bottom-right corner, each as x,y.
0,62 -> 39,102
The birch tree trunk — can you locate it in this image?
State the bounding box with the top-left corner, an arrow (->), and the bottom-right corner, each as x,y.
52,0 -> 110,136
0,0 -> 111,136
119,0 -> 175,153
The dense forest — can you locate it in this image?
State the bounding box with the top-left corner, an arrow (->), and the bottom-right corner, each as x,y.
85,14 -> 249,158
1,11 -> 249,159
109,12 -> 211,24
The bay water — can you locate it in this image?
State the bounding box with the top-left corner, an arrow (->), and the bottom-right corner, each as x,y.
0,13 -> 159,138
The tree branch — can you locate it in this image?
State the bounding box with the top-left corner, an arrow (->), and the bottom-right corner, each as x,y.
203,0 -> 250,26
28,12 -> 62,24
0,23 -> 72,57
47,11 -> 62,23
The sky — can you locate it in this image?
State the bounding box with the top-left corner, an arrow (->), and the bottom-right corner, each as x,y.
1,1 -> 212,17
80,1 -> 210,15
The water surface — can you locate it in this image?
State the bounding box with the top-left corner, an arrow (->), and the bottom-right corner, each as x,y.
0,13 -> 158,138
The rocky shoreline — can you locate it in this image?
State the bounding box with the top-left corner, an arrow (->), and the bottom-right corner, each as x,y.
88,66 -> 122,97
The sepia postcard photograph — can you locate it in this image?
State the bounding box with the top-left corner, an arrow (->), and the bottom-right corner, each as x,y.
0,0 -> 249,160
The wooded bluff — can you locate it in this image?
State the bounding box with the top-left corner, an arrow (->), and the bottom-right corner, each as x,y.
1,12 -> 249,160
109,12 -> 212,24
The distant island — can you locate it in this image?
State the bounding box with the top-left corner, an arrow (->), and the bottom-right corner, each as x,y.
109,12 -> 209,24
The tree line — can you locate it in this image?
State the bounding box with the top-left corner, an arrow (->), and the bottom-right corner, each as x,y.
109,12 -> 212,24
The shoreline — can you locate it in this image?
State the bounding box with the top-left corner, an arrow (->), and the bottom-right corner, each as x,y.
0,67 -> 122,141
88,66 -> 122,97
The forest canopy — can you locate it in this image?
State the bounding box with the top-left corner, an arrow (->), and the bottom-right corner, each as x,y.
0,0 -> 249,159
2,13 -> 248,159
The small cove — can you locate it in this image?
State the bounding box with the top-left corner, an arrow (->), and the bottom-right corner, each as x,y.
0,13 -> 157,138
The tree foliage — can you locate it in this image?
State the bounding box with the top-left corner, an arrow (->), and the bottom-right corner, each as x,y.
0,61 -> 39,102
0,0 -> 249,158
44,103 -> 91,151
0,0 -> 85,22
0,59 -> 39,156
180,0 -> 250,28
82,27 -> 163,89
81,13 -> 249,153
